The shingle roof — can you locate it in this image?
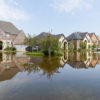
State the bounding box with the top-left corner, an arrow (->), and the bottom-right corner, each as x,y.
0,21 -> 20,35
36,32 -> 63,40
67,32 -> 88,41
54,34 -> 63,39
88,33 -> 95,38
36,32 -> 52,40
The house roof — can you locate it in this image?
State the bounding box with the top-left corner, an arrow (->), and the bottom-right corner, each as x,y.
89,33 -> 99,41
36,32 -> 52,40
36,32 -> 64,40
66,32 -> 88,41
89,33 -> 94,38
54,34 -> 64,39
0,21 -> 20,35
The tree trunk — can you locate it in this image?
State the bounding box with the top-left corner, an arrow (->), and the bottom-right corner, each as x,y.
48,48 -> 51,59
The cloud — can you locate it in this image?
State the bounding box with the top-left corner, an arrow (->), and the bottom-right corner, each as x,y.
50,0 -> 94,14
0,0 -> 29,21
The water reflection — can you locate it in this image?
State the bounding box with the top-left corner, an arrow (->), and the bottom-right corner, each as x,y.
0,52 -> 99,81
68,52 -> 99,69
0,52 -> 30,82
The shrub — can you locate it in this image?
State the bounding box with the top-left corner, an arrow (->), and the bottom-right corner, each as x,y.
4,47 -> 16,51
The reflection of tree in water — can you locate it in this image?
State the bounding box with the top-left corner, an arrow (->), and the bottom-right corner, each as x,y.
23,63 -> 41,74
80,52 -> 87,61
68,52 -> 75,61
0,53 -> 2,62
23,56 -> 61,78
39,57 -> 61,78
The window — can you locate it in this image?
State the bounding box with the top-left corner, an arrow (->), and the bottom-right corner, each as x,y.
6,34 -> 10,38
6,42 -> 10,47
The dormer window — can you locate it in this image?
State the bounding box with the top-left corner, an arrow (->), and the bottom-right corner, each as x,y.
6,34 -> 10,38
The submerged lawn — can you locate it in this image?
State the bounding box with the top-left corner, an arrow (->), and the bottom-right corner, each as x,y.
25,51 -> 44,56
25,51 -> 63,57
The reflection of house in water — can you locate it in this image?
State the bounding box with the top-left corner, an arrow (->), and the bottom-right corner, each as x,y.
97,53 -> 100,65
67,52 -> 98,69
0,53 -> 30,82
60,52 -> 68,67
13,52 -> 30,71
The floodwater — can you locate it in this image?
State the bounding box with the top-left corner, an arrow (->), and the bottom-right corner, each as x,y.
0,52 -> 100,100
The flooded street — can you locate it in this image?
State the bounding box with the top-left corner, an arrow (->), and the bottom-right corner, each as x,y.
0,52 -> 100,100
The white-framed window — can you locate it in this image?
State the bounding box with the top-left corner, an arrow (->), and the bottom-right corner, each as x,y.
6,34 -> 10,38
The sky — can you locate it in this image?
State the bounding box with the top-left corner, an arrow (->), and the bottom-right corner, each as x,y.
0,0 -> 100,36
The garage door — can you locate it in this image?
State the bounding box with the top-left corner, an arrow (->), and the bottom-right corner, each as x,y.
15,45 -> 28,51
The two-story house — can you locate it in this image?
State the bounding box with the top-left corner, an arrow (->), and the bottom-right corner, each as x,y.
0,21 -> 27,51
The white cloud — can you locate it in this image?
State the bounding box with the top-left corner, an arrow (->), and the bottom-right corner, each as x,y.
50,0 -> 94,13
0,0 -> 29,21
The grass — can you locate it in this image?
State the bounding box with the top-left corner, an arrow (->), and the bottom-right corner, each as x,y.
25,51 -> 44,56
24,51 -> 64,57
54,51 -> 63,56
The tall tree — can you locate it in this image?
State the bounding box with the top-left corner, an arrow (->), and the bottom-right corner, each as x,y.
24,34 -> 38,47
39,35 -> 61,56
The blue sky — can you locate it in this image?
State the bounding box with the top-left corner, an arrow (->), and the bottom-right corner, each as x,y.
0,0 -> 100,36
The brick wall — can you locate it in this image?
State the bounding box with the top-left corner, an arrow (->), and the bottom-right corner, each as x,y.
13,31 -> 26,45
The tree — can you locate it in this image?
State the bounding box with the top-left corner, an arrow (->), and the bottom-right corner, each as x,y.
39,35 -> 61,56
24,34 -> 38,47
69,40 -> 75,51
92,42 -> 97,49
80,41 -> 87,50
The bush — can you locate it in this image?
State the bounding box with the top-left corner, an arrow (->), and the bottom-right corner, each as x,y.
43,50 -> 55,55
4,47 -> 16,51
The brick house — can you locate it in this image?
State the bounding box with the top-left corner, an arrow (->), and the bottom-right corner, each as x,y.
67,32 -> 92,50
0,21 -> 27,51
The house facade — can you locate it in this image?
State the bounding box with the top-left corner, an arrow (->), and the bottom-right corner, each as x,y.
54,34 -> 68,50
67,32 -> 92,50
0,21 -> 27,51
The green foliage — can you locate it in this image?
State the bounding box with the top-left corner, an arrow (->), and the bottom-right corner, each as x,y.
4,47 -> 16,51
88,45 -> 92,49
92,42 -> 97,49
69,40 -> 75,51
25,51 -> 44,56
39,35 -> 61,55
80,41 -> 87,50
24,34 -> 38,47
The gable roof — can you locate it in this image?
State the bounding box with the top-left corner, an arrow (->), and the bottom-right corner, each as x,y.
67,32 -> 88,41
89,33 -> 99,41
89,33 -> 94,38
36,32 -> 52,40
54,34 -> 64,39
36,32 -> 65,40
0,21 -> 20,35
